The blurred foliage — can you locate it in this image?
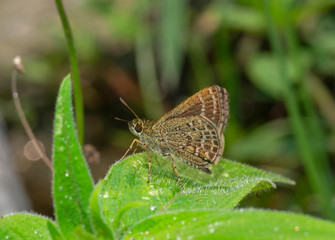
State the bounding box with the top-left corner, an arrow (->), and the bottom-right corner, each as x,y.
1,0 -> 335,220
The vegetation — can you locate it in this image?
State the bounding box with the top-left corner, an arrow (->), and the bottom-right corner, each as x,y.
1,0 -> 335,239
1,76 -> 334,239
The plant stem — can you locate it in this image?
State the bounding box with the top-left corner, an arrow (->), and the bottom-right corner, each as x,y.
135,30 -> 164,119
263,0 -> 335,220
55,0 -> 84,145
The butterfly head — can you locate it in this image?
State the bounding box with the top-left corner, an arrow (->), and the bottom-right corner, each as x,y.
128,119 -> 145,136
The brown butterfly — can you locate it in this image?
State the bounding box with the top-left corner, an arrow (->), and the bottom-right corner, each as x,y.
119,85 -> 229,189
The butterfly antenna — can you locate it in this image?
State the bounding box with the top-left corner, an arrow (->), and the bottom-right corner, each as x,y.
119,97 -> 140,119
114,116 -> 128,122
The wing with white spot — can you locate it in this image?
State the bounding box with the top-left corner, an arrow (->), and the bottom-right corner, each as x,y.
160,116 -> 224,169
156,85 -> 229,133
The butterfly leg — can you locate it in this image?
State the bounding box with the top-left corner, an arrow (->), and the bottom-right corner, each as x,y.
170,157 -> 184,191
120,138 -> 140,160
145,149 -> 151,183
131,142 -> 139,155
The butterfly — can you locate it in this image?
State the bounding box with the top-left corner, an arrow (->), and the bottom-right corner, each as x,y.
119,85 -> 229,189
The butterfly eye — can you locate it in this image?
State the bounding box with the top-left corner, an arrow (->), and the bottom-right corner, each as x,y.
134,123 -> 143,133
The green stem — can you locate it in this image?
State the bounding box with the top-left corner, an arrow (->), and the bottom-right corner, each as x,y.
263,0 -> 335,220
135,30 -> 164,119
55,0 -> 84,145
285,5 -> 334,188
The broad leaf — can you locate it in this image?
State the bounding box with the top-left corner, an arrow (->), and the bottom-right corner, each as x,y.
99,152 -> 294,230
247,52 -> 311,98
227,119 -> 296,162
0,213 -> 58,240
125,209 -> 335,239
52,75 -> 94,236
90,182 -> 115,239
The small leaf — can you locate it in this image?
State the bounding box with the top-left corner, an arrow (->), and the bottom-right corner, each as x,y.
89,182 -> 115,239
113,201 -> 148,230
125,209 -> 335,239
52,75 -> 94,236
0,213 -> 58,240
47,221 -> 63,240
227,119 -> 295,162
247,51 -> 312,98
99,153 -> 293,229
71,227 -> 97,240
216,3 -> 265,33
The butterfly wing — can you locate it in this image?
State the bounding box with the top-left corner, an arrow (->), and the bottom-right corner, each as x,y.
157,85 -> 229,133
159,116 -> 224,172
156,85 -> 229,169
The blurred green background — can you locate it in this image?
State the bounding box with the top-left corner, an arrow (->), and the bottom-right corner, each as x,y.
1,0 -> 335,220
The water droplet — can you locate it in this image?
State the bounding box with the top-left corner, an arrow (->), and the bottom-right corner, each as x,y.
65,171 -> 69,177
148,189 -> 158,196
214,221 -> 221,226
150,206 -> 157,211
103,191 -> 109,198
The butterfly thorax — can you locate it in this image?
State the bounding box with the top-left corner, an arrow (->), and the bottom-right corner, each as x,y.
128,119 -> 165,154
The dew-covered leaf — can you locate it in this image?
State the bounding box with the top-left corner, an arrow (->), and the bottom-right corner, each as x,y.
124,209 -> 335,239
99,152 -> 293,230
89,182 -> 115,239
52,75 -> 94,236
0,213 -> 58,240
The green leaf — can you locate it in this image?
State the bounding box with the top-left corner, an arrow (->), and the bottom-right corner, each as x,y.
71,227 -> 97,240
227,119 -> 295,162
47,221 -> 63,240
90,182 -> 115,239
246,51 -> 312,98
99,153 -> 293,230
218,3 -> 265,33
0,213 -> 58,240
52,75 -> 94,236
124,209 -> 335,239
112,201 -> 148,230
